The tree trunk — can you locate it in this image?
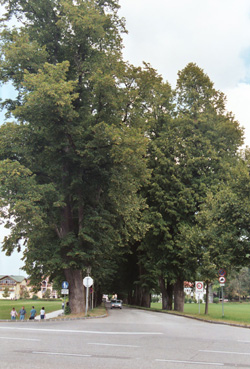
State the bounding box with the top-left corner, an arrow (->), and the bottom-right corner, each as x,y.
159,277 -> 173,310
174,278 -> 184,312
64,269 -> 85,314
205,281 -> 209,314
141,289 -> 151,308
166,282 -> 173,310
159,276 -> 168,310
133,285 -> 151,307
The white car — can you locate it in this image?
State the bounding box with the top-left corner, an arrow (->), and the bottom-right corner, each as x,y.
110,299 -> 122,309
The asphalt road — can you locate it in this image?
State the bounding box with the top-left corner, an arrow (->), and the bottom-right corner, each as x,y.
1,307 -> 250,369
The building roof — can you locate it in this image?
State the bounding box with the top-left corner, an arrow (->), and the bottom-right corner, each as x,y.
0,275 -> 26,282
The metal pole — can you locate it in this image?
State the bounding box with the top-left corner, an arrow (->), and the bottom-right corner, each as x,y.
85,286 -> 89,316
198,293 -> 200,314
64,294 -> 66,314
92,283 -> 94,310
222,286 -> 224,317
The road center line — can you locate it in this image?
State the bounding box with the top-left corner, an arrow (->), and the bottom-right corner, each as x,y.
0,326 -> 162,335
88,343 -> 140,348
156,359 -> 224,366
0,336 -> 40,341
200,349 -> 250,356
33,351 -> 91,358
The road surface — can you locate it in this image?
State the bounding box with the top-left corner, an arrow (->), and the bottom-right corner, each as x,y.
1,307 -> 250,368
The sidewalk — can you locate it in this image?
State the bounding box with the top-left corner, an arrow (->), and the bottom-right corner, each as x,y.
35,309 -> 64,320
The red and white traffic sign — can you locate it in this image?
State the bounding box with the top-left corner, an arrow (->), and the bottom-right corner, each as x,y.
195,281 -> 204,292
219,276 -> 226,284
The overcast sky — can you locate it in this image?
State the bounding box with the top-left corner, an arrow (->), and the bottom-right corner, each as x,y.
1,0 -> 250,275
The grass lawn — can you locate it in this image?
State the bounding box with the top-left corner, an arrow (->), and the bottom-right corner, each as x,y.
0,299 -> 62,320
150,302 -> 250,325
0,299 -> 107,320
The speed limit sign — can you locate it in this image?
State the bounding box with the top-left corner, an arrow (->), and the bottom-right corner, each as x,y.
195,281 -> 204,292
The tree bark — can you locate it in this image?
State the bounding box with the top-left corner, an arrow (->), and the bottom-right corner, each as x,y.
205,281 -> 209,314
133,285 -> 151,307
166,282 -> 173,310
64,269 -> 85,314
174,278 -> 184,312
159,277 -> 173,310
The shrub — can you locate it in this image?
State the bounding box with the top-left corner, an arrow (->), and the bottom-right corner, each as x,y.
32,295 -> 39,300
65,305 -> 71,315
214,297 -> 219,303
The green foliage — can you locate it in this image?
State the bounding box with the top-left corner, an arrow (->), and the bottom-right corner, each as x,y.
0,0 -> 150,311
3,287 -> 10,298
43,289 -> 51,299
213,298 -> 219,304
135,63 -> 244,307
64,305 -> 71,315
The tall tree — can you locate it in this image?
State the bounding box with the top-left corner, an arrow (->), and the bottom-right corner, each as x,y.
189,150 -> 250,310
0,0 -> 150,313
140,63 -> 244,311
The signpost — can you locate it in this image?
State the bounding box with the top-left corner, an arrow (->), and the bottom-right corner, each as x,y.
83,276 -> 93,316
218,270 -> 226,317
195,281 -> 204,314
61,281 -> 69,314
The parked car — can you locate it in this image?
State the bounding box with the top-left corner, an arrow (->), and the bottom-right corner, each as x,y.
110,299 -> 122,309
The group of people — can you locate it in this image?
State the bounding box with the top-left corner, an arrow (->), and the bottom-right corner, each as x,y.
10,306 -> 46,320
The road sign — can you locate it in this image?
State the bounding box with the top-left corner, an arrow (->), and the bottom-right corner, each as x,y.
218,269 -> 226,277
62,281 -> 69,289
219,276 -> 226,284
61,289 -> 69,295
83,276 -> 93,287
195,281 -> 204,292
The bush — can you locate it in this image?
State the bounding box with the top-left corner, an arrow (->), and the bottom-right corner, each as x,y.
214,297 -> 219,304
32,295 -> 39,300
65,305 -> 71,315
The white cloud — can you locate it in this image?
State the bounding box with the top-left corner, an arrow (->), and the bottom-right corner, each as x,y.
119,0 -> 250,147
225,83 -> 250,147
0,224 -> 26,276
119,0 -> 250,88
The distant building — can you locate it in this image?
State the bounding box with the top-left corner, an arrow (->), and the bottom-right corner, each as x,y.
36,277 -> 58,299
0,275 -> 58,299
0,275 -> 27,299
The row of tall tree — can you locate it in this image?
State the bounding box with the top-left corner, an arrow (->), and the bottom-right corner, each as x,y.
0,0 -> 249,314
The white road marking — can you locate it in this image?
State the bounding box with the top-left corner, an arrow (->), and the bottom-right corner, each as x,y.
0,336 -> 40,341
200,349 -> 250,356
0,326 -> 162,335
33,351 -> 91,357
88,342 -> 140,348
156,359 -> 224,366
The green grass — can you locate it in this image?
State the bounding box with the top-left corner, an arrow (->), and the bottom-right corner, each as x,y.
0,299 -> 62,320
150,302 -> 250,325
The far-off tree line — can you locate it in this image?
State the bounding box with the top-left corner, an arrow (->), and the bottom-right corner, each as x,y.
0,0 -> 250,314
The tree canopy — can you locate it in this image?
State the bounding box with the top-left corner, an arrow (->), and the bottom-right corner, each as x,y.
0,1 -> 249,313
0,0 -> 152,313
